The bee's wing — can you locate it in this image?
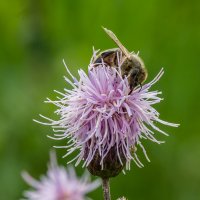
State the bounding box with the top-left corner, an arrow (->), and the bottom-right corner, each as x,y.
103,27 -> 130,59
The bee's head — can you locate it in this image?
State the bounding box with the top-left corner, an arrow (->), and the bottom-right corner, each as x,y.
121,54 -> 148,89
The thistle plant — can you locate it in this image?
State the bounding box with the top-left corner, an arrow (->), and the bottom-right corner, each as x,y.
32,28 -> 179,200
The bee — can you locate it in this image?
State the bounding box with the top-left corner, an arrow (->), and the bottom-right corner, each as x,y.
93,27 -> 148,92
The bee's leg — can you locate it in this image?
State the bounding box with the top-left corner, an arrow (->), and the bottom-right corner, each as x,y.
139,83 -> 143,92
128,89 -> 133,95
128,85 -> 133,95
128,81 -> 141,95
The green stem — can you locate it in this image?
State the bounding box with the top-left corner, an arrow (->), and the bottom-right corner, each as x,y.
102,178 -> 111,200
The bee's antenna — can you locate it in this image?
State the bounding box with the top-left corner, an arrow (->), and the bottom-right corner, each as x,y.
102,27 -> 131,59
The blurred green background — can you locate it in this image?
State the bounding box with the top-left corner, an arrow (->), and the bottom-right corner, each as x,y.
0,0 -> 200,199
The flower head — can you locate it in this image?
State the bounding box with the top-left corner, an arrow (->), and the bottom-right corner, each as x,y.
36,50 -> 178,175
22,152 -> 100,200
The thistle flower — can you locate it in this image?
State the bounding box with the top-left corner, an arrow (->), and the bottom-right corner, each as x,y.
22,152 -> 100,200
36,51 -> 178,177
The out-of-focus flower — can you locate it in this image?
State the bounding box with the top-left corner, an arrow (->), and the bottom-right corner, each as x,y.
22,152 -> 100,200
117,197 -> 127,200
36,51 -> 178,176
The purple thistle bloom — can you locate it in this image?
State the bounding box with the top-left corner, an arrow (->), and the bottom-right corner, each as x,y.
36,51 -> 179,170
22,152 -> 100,200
